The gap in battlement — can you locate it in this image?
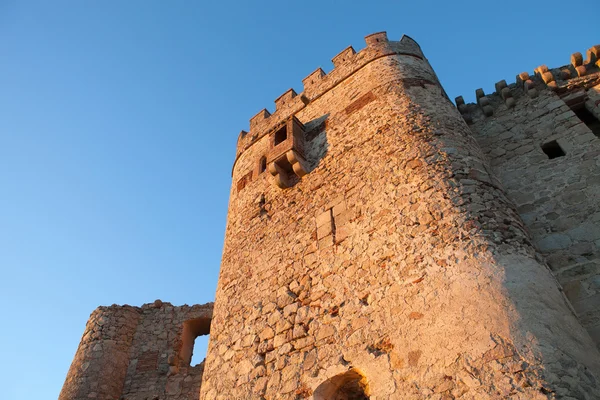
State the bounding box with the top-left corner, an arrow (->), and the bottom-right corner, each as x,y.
541,140 -> 566,159
574,107 -> 600,137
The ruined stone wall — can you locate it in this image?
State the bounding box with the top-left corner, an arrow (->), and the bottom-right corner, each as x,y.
60,305 -> 140,400
60,301 -> 212,400
200,33 -> 600,399
460,48 -> 600,349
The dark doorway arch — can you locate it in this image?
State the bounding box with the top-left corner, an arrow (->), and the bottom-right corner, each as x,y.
313,368 -> 370,400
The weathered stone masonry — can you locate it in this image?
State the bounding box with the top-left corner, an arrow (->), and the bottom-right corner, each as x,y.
457,48 -> 600,351
199,33 -> 600,399
61,33 -> 600,399
60,301 -> 212,400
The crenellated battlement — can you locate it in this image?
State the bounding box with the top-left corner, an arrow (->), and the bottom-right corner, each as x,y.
234,32 -> 424,163
455,44 -> 600,122
274,88 -> 298,111
331,46 -> 356,68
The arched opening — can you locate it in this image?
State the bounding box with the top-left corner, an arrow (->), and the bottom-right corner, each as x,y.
258,156 -> 267,174
180,317 -> 211,367
313,368 -> 370,400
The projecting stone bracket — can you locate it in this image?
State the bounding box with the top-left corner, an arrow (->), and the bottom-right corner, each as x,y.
268,149 -> 309,189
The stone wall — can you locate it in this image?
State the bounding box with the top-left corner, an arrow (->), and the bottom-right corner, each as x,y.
200,33 -> 600,399
60,305 -> 140,400
60,301 -> 212,400
461,48 -> 600,349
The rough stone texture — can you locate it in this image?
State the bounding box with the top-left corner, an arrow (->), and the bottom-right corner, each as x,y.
199,33 -> 600,399
60,305 -> 141,400
60,301 -> 212,400
464,56 -> 600,352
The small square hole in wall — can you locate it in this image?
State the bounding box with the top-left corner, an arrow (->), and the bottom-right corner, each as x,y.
541,140 -> 565,159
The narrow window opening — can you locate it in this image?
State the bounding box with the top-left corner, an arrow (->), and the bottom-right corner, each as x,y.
541,140 -> 566,159
314,368 -> 370,400
191,334 -> 209,366
259,156 -> 267,174
274,126 -> 287,146
181,317 -> 211,367
574,107 -> 600,137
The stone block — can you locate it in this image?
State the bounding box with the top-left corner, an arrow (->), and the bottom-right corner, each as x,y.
572,293 -> 600,315
317,222 -> 332,240
567,222 -> 600,242
495,80 -> 507,93
571,52 -> 583,67
475,88 -> 484,101
335,211 -> 351,227
335,226 -> 350,244
482,105 -> 493,117
332,201 -> 346,216
558,262 -> 600,283
536,233 -> 572,252
318,235 -> 333,249
315,211 -> 331,227
542,71 -> 554,84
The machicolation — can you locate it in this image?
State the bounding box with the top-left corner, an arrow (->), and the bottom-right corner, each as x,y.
62,32 -> 600,399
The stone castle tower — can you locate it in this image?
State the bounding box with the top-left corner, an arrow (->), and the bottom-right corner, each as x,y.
62,33 -> 600,399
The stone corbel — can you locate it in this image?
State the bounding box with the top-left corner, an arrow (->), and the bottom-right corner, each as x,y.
286,150 -> 309,178
268,161 -> 291,189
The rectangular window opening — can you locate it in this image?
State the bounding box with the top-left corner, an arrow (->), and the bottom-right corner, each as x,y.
181,318 -> 211,367
574,107 -> 600,137
541,140 -> 566,159
274,126 -> 287,146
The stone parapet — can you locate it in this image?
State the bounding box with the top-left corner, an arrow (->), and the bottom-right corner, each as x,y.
234,32 -> 425,163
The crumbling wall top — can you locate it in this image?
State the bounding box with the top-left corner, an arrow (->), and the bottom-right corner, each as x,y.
92,299 -> 214,317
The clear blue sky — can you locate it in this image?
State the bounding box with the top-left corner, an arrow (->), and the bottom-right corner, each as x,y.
0,1 -> 597,398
